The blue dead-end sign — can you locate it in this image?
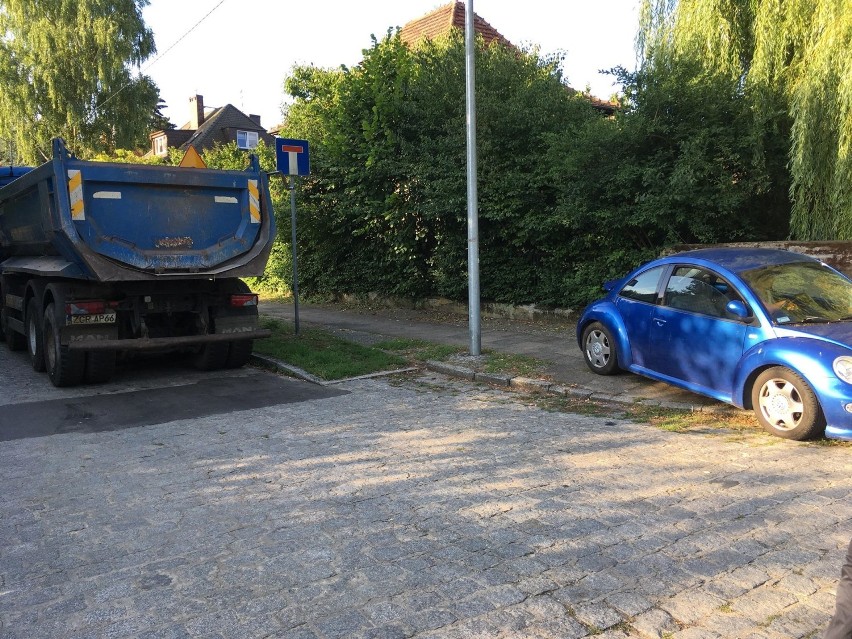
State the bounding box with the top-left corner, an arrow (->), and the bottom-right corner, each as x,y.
276,138 -> 310,176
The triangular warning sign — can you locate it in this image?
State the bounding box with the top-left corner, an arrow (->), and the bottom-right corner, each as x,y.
179,146 -> 207,168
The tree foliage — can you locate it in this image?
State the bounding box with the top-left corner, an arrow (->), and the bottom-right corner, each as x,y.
274,27 -> 795,307
281,32 -> 602,306
0,0 -> 160,163
639,0 -> 852,239
548,58 -> 791,303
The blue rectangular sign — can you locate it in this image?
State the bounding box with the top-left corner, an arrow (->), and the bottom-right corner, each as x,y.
276,138 -> 310,176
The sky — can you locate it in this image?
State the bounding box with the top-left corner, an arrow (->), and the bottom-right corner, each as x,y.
141,0 -> 642,130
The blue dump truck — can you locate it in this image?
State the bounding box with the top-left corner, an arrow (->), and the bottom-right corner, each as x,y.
0,139 -> 275,386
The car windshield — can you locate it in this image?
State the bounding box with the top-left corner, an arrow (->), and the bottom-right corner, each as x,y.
741,261 -> 852,324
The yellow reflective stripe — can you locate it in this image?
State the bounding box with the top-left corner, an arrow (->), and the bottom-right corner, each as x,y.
248,179 -> 260,224
68,169 -> 82,191
67,170 -> 85,220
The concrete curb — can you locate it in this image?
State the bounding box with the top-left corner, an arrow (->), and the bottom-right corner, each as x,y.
252,351 -> 740,416
250,354 -> 325,385
325,368 -> 420,386
251,354 -> 418,387
424,360 -> 741,415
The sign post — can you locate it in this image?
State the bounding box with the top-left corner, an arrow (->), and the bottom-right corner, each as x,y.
275,138 -> 310,335
464,0 -> 481,356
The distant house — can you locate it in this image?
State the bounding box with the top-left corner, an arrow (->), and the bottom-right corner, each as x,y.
399,2 -> 617,115
149,95 -> 274,157
400,1 -> 511,48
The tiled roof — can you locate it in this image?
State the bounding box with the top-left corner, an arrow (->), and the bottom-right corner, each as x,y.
400,1 -> 512,48
178,104 -> 272,152
564,87 -> 619,115
399,3 -> 618,115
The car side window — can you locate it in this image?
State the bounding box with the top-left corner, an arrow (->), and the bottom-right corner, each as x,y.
664,266 -> 741,318
619,266 -> 665,303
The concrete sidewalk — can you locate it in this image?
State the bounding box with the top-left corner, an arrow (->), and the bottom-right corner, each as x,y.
259,301 -> 737,414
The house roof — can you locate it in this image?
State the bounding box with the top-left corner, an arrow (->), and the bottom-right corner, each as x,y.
399,2 -> 618,115
400,1 -> 512,48
178,104 -> 269,151
155,129 -> 192,147
567,89 -> 618,115
399,2 -> 618,114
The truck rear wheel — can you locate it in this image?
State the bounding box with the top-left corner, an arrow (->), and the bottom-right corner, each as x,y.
225,340 -> 254,368
26,299 -> 45,371
43,303 -> 85,387
85,351 -> 116,384
193,342 -> 229,371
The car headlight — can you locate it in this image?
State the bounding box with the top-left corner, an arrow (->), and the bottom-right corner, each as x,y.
834,356 -> 852,383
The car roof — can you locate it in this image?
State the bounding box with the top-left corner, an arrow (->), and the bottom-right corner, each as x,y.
668,247 -> 817,274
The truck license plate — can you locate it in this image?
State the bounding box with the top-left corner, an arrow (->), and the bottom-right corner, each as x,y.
69,313 -> 116,325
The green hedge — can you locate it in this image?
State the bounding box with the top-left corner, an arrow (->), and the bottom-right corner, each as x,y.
225,31 -> 792,308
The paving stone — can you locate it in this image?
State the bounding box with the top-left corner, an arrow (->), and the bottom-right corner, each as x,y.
699,611 -> 759,638
630,608 -> 679,638
571,601 -> 624,631
605,591 -> 655,617
762,602 -> 833,638
0,368 -> 848,639
313,609 -> 372,639
672,629 -> 721,639
730,584 -> 800,623
658,589 -> 727,625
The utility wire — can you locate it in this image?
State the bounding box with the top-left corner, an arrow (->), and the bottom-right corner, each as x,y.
94,0 -> 229,115
140,0 -> 229,76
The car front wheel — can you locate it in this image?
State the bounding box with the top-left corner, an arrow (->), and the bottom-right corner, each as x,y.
582,322 -> 619,375
751,366 -> 825,440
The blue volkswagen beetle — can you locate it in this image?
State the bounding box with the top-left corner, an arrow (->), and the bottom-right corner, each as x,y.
577,248 -> 852,441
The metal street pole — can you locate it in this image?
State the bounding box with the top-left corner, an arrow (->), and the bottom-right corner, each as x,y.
290,175 -> 300,335
465,0 -> 481,356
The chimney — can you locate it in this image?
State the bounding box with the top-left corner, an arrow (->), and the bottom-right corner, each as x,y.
189,95 -> 204,130
249,114 -> 261,126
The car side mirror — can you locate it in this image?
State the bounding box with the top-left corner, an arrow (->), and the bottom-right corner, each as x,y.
726,300 -> 750,320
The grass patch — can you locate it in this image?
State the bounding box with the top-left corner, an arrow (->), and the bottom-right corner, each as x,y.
257,292 -> 293,305
254,317 -> 406,381
620,403 -> 767,435
376,338 -> 548,378
254,322 -> 548,383
537,395 -> 614,417
538,395 -> 768,435
480,351 -> 544,378
374,338 -> 465,362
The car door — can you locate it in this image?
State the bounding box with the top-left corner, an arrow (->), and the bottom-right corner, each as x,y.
613,265 -> 667,368
647,266 -> 749,399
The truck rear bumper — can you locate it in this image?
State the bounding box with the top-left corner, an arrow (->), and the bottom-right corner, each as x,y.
67,329 -> 272,351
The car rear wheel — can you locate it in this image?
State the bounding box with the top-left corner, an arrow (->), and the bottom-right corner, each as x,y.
751,366 -> 825,440
582,322 -> 619,375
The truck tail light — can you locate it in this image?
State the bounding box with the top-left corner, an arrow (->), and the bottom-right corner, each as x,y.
230,294 -> 258,308
66,300 -> 118,315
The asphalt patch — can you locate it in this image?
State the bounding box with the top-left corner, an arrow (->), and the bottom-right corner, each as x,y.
0,372 -> 347,441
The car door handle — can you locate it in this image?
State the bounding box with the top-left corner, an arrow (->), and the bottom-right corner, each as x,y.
654,318 -> 666,326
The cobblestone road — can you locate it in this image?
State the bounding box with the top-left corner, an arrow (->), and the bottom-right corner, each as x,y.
1,366 -> 850,638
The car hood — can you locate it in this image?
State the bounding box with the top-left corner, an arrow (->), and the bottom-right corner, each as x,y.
776,322 -> 852,350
